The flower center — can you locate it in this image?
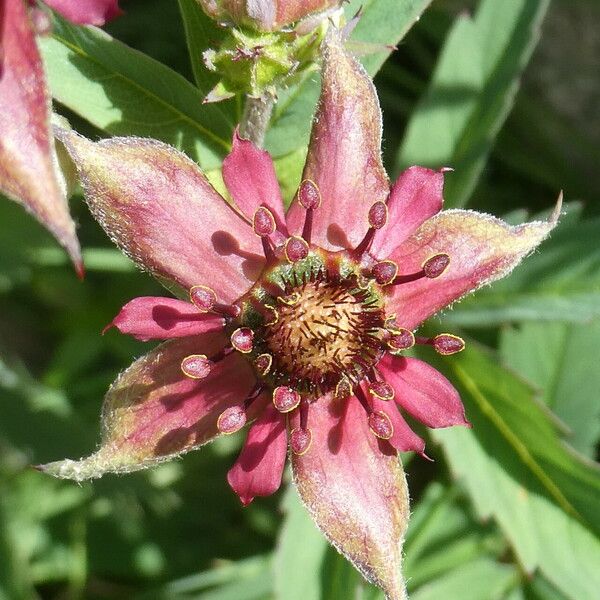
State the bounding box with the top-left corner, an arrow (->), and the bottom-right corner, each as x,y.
234,251 -> 385,397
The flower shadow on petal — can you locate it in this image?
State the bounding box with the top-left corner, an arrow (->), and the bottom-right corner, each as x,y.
326,223 -> 353,250
326,396 -> 347,455
236,425 -> 283,473
211,230 -> 265,281
150,304 -> 213,331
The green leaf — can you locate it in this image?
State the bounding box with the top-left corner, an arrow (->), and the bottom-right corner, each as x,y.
140,555 -> 273,599
430,343 -> 600,599
265,0 -> 433,158
177,0 -> 231,95
410,558 -> 518,600
500,321 -> 600,458
395,0 -> 549,207
40,17 -> 233,170
441,215 -> 600,326
404,483 -> 505,591
273,486 -> 327,600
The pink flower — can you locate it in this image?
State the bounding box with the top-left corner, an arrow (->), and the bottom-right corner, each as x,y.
197,0 -> 342,31
40,30 -> 560,599
0,0 -> 122,275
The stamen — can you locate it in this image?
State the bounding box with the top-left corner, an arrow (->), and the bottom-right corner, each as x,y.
190,285 -> 240,318
354,201 -> 388,256
254,353 -> 273,376
217,405 -> 247,434
273,386 -> 301,413
290,398 -> 312,455
181,346 -> 234,379
368,411 -> 394,440
181,354 -> 212,379
415,333 -> 465,355
390,253 -> 450,286
354,384 -> 373,413
372,260 -> 398,286
263,305 -> 279,326
387,328 -> 415,352
285,236 -> 309,263
253,206 -> 276,237
217,384 -> 264,434
231,328 -> 254,353
298,180 -> 321,244
277,292 -> 301,306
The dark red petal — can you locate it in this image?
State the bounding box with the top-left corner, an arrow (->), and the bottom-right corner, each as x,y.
107,296 -> 224,341
372,166 -> 444,258
227,403 -> 287,506
379,354 -> 469,429
222,130 -> 287,235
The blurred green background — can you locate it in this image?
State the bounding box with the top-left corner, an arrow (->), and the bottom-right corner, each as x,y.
1,0 -> 599,598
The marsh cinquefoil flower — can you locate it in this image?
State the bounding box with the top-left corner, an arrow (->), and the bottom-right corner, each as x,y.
41,30 -> 559,599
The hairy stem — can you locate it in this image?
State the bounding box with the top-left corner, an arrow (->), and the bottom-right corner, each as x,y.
239,93 -> 275,148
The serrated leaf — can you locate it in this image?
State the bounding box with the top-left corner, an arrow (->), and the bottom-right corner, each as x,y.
40,16 -> 233,170
430,343 -> 600,600
395,0 -> 549,207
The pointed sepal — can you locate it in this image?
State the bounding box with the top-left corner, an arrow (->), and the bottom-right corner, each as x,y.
0,0 -> 82,274
291,396 -> 410,599
388,197 -> 563,328
37,335 -> 260,480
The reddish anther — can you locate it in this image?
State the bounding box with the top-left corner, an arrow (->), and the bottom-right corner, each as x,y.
387,328 -> 415,351
372,260 -> 398,285
285,236 -> 309,263
181,354 -> 212,379
368,411 -> 393,440
231,328 -> 254,353
253,206 -> 276,236
190,285 -> 216,312
298,179 -> 321,210
370,381 -> 395,401
423,253 -> 450,278
273,386 -> 301,413
290,427 -> 312,455
433,334 -> 465,355
217,405 -> 247,434
255,353 -> 273,376
368,201 -> 388,229
335,378 -> 352,400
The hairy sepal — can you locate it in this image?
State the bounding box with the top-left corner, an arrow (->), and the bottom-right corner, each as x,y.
38,335 -> 260,480
291,396 -> 409,600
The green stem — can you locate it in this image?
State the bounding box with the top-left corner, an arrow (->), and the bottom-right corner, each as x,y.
239,93 -> 275,148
